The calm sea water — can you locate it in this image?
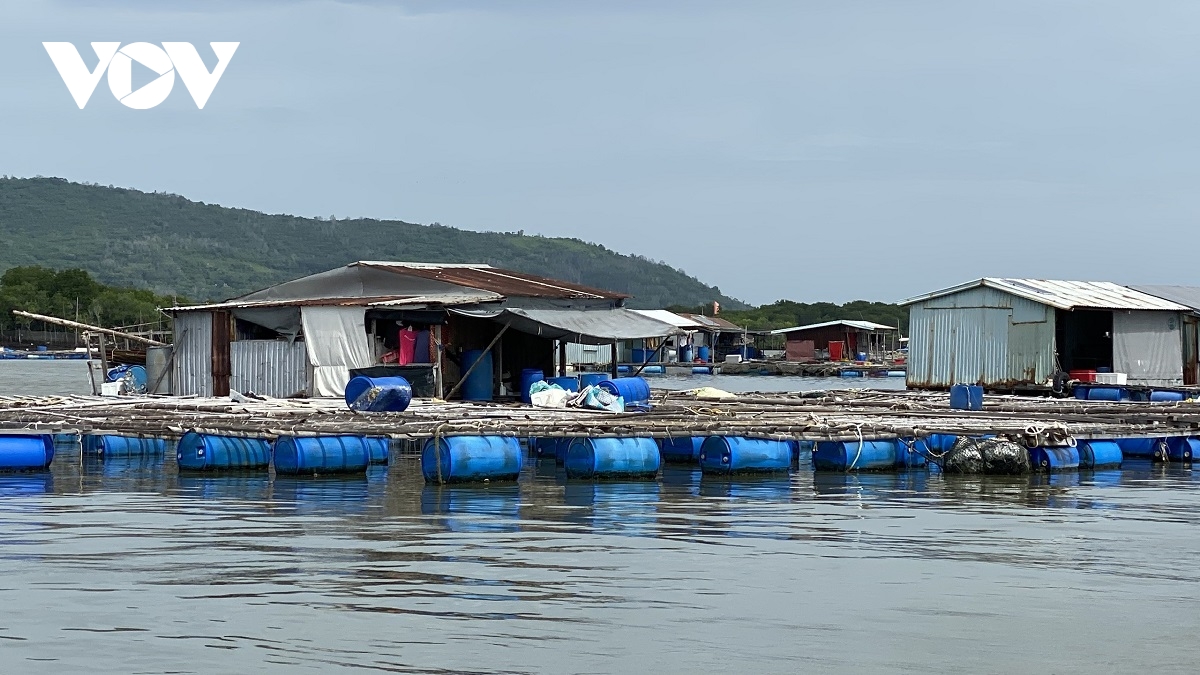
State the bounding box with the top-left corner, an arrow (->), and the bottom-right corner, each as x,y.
0,362 -> 1198,673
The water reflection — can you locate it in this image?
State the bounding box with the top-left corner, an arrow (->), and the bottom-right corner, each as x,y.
0,472 -> 53,497
174,474 -> 272,501
420,483 -> 522,532
562,480 -> 661,535
269,475 -> 371,516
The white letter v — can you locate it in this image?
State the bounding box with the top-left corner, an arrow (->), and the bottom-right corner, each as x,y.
163,42 -> 239,109
43,42 -> 120,109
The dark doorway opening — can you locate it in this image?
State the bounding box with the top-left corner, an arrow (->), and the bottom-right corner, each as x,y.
1056,309 -> 1112,372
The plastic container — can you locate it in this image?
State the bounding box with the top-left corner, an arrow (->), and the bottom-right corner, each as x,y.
1029,446 -> 1080,472
886,370 -> 906,377
273,435 -> 371,475
828,341 -> 845,361
1150,390 -> 1186,402
699,437 -> 791,474
176,432 -> 271,471
1078,440 -> 1122,469
1087,387 -> 1123,401
519,368 -> 544,404
640,365 -> 665,375
421,436 -> 522,484
697,346 -> 711,362
1069,369 -> 1098,383
1094,372 -> 1127,385
814,440 -> 908,471
532,437 -> 571,463
548,376 -> 579,392
344,375 -> 413,412
856,352 -> 867,362
0,435 -> 54,471
631,348 -> 655,364
659,437 -> 704,463
678,345 -> 692,363
1115,437 -> 1166,459
460,350 -> 494,401
949,384 -> 984,411
840,371 -> 862,378
565,438 -> 660,479
692,366 -> 712,375
1165,437 -> 1200,462
81,435 -> 167,458
364,437 -> 390,464
598,377 -> 651,403
579,373 -> 607,389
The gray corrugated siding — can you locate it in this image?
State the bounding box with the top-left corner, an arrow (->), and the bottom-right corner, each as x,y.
171,312 -> 213,396
566,343 -> 612,365
907,286 -> 1055,389
231,340 -> 309,397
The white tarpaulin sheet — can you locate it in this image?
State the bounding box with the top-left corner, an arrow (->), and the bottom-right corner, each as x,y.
1113,310 -> 1184,386
301,306 -> 375,397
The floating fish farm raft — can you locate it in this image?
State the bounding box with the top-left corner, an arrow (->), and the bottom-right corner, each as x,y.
0,388 -> 1198,479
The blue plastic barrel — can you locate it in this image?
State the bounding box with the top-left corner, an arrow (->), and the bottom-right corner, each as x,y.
81,435 -> 167,458
421,436 -> 523,484
886,370 -> 906,377
913,434 -> 958,457
699,437 -> 791,474
659,437 -> 704,463
632,348 -> 654,364
1165,437 -> 1199,462
1088,387 -> 1122,401
520,368 -> 544,404
0,435 -> 54,471
791,440 -> 816,463
616,365 -> 631,374
598,377 -> 651,403
579,373 -> 606,389
176,432 -> 271,471
678,345 -> 692,362
565,438 -> 660,479
814,440 -> 907,471
949,384 -> 983,411
697,346 -> 711,362
548,376 -> 579,392
692,366 -> 712,375
840,371 -> 862,378
344,375 -> 413,412
1115,437 -> 1166,459
1078,440 -> 1122,469
364,437 -> 390,464
640,365 -> 665,375
1029,446 -> 1080,471
460,350 -> 494,401
273,435 -> 371,475
533,437 -> 571,463
1150,390 -> 1186,402
1074,386 -> 1089,400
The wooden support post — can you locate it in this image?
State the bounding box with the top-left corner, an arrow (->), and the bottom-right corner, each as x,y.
433,324 -> 444,399
610,340 -> 619,379
558,340 -> 568,377
97,333 -> 110,384
445,322 -> 510,400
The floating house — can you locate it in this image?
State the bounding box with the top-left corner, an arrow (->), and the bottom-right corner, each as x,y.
902,278 -> 1193,390
770,320 -> 900,362
166,262 -> 679,398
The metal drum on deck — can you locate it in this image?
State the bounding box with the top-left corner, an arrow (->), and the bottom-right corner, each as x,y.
699,437 -> 790,475
0,435 -> 54,471
176,432 -> 271,471
81,435 -> 167,458
421,436 -> 522,484
273,435 -> 371,475
565,438 -> 660,479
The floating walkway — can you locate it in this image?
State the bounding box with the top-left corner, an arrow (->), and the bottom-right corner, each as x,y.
0,389 -> 1196,478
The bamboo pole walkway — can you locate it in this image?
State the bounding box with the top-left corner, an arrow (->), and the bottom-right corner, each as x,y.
0,389 -> 1196,447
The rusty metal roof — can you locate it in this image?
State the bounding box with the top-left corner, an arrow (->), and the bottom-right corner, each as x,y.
674,313 -> 743,331
902,278 -> 1190,312
356,262 -> 627,300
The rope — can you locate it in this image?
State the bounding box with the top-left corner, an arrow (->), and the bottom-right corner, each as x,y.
847,423 -> 865,472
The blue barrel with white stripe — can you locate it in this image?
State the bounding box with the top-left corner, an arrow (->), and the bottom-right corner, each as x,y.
177,432 -> 272,471
699,437 -> 790,475
273,435 -> 371,475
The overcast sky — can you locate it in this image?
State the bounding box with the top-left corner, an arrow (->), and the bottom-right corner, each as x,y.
3,0 -> 1200,305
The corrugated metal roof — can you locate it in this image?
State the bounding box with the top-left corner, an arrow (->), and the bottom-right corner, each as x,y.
1128,285 -> 1200,312
674,313 -> 743,331
770,319 -> 897,335
901,278 -> 1189,311
356,262 -> 627,300
630,309 -> 705,329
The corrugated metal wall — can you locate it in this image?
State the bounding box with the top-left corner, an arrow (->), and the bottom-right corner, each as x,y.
231,340 -> 309,397
171,311 -> 213,396
565,343 -> 612,365
907,287 -> 1055,389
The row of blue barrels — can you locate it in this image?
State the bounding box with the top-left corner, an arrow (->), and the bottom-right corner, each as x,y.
1074,386 -> 1191,402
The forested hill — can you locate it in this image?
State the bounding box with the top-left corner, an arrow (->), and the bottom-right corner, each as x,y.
0,177 -> 745,309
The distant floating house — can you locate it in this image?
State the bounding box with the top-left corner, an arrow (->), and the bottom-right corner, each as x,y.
902,278 -> 1194,390
770,320 -> 900,362
166,261 -> 679,398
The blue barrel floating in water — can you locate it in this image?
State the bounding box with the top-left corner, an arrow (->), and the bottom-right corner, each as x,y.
0,435 -> 54,471
1029,446 -> 1081,471
565,438 -> 660,479
548,376 -> 579,392
422,436 -> 523,484
1087,387 -> 1123,401
1165,437 -> 1199,462
344,375 -> 413,412
814,440 -> 908,471
791,440 -> 815,463
914,434 -> 958,457
599,377 -> 651,403
364,437 -> 390,464
520,368 -> 544,404
659,436 -> 704,463
532,437 -> 571,463
692,366 -> 712,375
840,371 -> 862,378
616,365 -> 631,374
1078,440 -> 1122,469
81,435 -> 167,458
640,365 -> 665,375
460,350 -> 494,401
949,384 -> 984,411
176,432 -> 272,471
886,370 -> 906,377
1115,437 -> 1166,459
579,373 -> 606,389
273,435 -> 371,475
699,437 -> 791,475
1150,390 -> 1186,402
697,346 -> 711,362
678,345 -> 692,362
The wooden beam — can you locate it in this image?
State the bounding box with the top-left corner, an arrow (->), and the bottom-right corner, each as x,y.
445,322 -> 510,400
12,310 -> 166,346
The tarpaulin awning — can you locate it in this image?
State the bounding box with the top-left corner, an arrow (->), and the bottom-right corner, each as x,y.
451,307 -> 681,345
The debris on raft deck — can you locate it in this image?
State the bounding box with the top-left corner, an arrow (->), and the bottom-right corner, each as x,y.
1,389 -> 1199,449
